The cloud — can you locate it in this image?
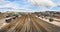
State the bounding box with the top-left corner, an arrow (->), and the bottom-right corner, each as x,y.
0,0 -> 60,12
30,0 -> 57,8
0,0 -> 36,12
0,0 -> 21,12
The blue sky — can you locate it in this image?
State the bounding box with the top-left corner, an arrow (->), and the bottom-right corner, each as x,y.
0,0 -> 60,12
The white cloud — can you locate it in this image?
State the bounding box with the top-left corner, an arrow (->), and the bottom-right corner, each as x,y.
0,0 -> 5,2
0,0 -> 59,12
0,0 -> 35,12
0,0 -> 21,12
30,0 -> 57,8
0,0 -> 20,8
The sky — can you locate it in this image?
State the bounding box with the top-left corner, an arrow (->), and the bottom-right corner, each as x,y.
0,0 -> 60,12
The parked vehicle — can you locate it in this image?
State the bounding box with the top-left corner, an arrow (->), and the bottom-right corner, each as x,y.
49,18 -> 54,22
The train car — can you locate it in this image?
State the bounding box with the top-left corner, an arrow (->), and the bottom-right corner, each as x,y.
6,15 -> 11,18
12,17 -> 16,19
5,18 -> 12,23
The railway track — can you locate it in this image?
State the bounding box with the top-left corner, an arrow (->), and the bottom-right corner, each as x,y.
0,15 -> 27,32
0,14 -> 60,32
30,14 -> 47,32
30,14 -> 60,32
